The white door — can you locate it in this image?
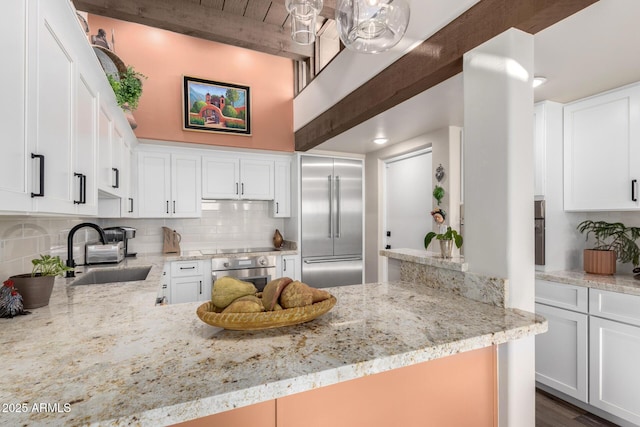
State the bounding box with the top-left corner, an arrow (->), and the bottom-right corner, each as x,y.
385,150 -> 433,250
273,160 -> 291,217
172,154 -> 201,218
98,105 -> 114,193
240,159 -> 274,200
202,155 -> 240,199
137,151 -> 171,217
383,150 -> 432,281
74,72 -> 98,215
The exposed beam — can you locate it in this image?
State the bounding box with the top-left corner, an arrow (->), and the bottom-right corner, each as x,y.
73,0 -> 313,60
294,0 -> 599,151
270,0 -> 337,19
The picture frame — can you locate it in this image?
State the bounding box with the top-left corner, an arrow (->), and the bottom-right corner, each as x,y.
182,76 -> 251,135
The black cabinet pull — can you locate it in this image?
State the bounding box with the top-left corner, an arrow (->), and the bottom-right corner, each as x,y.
112,168 -> 119,189
31,153 -> 45,198
81,174 -> 87,204
173,200 -> 176,214
633,179 -> 638,202
74,173 -> 83,204
241,183 -> 244,195
166,200 -> 169,214
180,266 -> 196,270
283,258 -> 287,271
128,197 -> 134,213
276,202 -> 279,214
199,281 -> 203,295
235,182 -> 239,195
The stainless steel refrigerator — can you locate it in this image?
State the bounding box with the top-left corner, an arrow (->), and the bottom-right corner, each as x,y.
301,155 -> 363,288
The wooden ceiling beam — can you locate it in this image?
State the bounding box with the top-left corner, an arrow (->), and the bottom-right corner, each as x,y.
294,0 -> 599,151
73,0 -> 313,60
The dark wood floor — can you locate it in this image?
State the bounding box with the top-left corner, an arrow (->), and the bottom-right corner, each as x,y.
536,389 -> 619,427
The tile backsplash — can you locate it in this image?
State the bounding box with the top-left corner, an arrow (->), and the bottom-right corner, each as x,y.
0,201 -> 285,280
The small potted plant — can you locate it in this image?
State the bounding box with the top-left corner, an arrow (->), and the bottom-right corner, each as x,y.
577,220 -> 640,275
424,226 -> 463,258
9,255 -> 73,309
107,66 -> 147,128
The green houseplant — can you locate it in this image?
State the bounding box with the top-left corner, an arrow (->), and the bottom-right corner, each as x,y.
577,220 -> 640,275
106,66 -> 146,111
9,255 -> 72,309
424,226 -> 463,258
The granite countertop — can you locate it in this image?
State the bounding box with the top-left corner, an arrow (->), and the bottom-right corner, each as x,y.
380,248 -> 468,272
536,270 -> 640,296
165,247 -> 298,261
0,255 -> 546,426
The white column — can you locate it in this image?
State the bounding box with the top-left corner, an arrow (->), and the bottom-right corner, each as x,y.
463,28 -> 535,426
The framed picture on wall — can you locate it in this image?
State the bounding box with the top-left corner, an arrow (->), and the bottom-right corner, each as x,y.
182,76 -> 251,135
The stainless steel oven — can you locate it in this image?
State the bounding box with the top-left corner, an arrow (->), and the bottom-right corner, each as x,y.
211,255 -> 276,291
535,200 -> 545,265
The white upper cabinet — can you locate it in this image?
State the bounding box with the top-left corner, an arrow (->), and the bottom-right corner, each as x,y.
564,82 -> 640,211
0,0 -> 135,215
202,155 -> 274,200
137,150 -> 201,218
273,160 -> 291,217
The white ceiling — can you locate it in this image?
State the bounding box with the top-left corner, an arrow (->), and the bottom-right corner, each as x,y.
315,0 -> 640,154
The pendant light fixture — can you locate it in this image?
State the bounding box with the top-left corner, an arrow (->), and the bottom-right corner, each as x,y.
335,0 -> 410,54
285,0 -> 324,45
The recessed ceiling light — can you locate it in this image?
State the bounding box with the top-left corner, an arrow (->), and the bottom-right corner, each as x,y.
533,76 -> 547,88
373,138 -> 388,145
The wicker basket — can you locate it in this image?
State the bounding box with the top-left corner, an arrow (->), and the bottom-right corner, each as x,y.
196,295 -> 337,330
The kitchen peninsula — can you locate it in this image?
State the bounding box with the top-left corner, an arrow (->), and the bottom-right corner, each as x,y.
0,251 -> 545,426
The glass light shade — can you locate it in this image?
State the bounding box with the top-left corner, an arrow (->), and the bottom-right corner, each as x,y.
290,11 -> 318,45
336,0 -> 410,54
285,0 -> 323,45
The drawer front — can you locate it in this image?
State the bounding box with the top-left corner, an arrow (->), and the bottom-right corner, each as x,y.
171,260 -> 202,277
535,280 -> 588,312
589,289 -> 640,327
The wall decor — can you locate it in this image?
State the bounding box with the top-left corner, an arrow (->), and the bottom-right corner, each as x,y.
183,76 -> 251,135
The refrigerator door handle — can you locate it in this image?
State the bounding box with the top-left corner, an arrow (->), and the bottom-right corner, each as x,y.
335,175 -> 341,238
304,256 -> 362,264
328,175 -> 333,238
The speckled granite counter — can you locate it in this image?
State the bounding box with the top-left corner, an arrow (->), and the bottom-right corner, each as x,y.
536,270 -> 640,296
0,254 -> 545,426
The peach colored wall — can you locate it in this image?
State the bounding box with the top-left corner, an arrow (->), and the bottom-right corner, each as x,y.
88,15 -> 294,152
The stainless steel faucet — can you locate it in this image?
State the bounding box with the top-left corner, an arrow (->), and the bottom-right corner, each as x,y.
66,223 -> 107,278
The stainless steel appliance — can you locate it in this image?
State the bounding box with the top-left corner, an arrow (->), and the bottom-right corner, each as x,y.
301,155 -> 363,288
104,226 -> 137,257
85,241 -> 125,264
211,255 -> 276,292
535,200 -> 545,265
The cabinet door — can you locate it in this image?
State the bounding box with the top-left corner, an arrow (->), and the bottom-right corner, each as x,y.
281,255 -> 300,281
564,84 -> 640,211
111,126 -> 126,198
241,159 -> 274,200
0,1 -> 30,211
535,303 -> 588,402
74,72 -> 98,216
137,151 -> 171,217
98,104 -> 114,193
170,277 -> 205,304
31,0 -> 75,214
202,156 -> 240,199
589,316 -> 640,425
533,103 -> 546,197
172,154 -> 201,218
273,160 -> 291,217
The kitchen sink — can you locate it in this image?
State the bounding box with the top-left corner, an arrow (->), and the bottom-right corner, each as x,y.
71,266 -> 152,285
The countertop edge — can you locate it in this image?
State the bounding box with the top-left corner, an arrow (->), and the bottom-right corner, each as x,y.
380,248 -> 468,272
536,270 -> 640,296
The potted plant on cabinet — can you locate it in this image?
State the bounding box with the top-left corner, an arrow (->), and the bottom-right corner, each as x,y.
577,220 -> 640,275
106,66 -> 147,129
9,255 -> 73,309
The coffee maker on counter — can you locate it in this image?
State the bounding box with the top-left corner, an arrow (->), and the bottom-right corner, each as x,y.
103,226 -> 137,257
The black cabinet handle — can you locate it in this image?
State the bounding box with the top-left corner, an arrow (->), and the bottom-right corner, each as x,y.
112,168 -> 119,189
633,179 -> 638,202
74,173 -> 82,204
235,182 -> 239,195
283,258 -> 287,271
81,174 -> 87,204
241,183 -> 244,195
199,281 -> 202,295
180,266 -> 196,270
173,200 -> 176,214
276,202 -> 279,214
166,200 -> 169,214
31,153 -> 45,198
128,197 -> 134,213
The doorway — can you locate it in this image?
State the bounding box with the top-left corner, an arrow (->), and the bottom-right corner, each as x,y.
383,148 -> 432,280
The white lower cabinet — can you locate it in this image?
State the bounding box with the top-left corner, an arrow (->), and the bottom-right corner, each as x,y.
168,260 -> 211,304
537,281 -> 640,426
535,303 -> 588,402
277,255 -> 301,281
